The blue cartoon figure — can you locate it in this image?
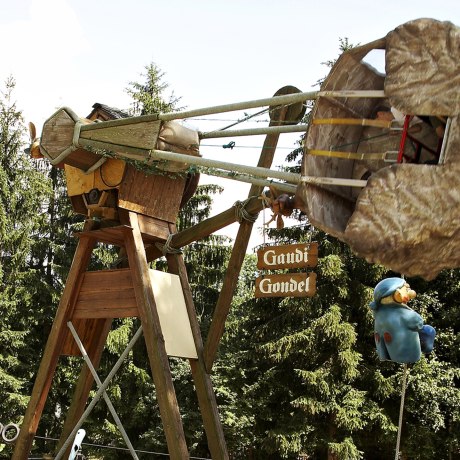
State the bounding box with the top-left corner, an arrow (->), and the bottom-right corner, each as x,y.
370,277 -> 435,363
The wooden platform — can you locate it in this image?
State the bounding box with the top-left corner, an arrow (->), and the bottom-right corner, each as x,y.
75,212 -> 171,246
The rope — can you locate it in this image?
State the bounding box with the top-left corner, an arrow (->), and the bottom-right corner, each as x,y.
215,107 -> 269,131
261,194 -> 268,246
201,143 -> 296,150
258,193 -> 272,209
233,197 -> 259,224
259,191 -> 282,229
205,99 -> 301,136
155,234 -> 182,256
395,364 -> 409,460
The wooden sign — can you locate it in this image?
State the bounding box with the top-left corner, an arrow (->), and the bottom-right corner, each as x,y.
257,242 -> 318,270
255,272 -> 316,298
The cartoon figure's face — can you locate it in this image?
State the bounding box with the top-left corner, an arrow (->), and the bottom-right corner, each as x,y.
376,110 -> 394,122
393,283 -> 416,304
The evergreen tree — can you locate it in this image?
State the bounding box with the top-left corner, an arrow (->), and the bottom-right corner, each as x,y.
78,62 -> 232,459
217,38 -> 460,459
223,225 -> 460,459
125,62 -> 182,116
30,163 -> 88,456
0,77 -> 53,455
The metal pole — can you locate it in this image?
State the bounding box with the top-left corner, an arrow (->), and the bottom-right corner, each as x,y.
55,325 -> 144,460
200,167 -> 297,193
300,175 -> 367,187
438,117 -> 451,165
142,149 -> 367,188
65,322 -> 139,460
79,89 -> 385,131
79,91 -> 317,131
395,364 -> 409,460
199,124 -> 309,139
159,90 -> 384,121
76,143 -> 367,188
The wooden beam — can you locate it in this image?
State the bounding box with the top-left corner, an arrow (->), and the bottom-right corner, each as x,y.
203,218 -> 253,372
123,212 -> 189,459
145,196 -> 264,261
166,234 -> 229,460
204,87 -> 296,372
73,269 -> 138,319
79,119 -> 161,150
13,221 -> 97,459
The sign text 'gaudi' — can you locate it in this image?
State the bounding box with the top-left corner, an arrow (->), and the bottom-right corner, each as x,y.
257,242 -> 318,270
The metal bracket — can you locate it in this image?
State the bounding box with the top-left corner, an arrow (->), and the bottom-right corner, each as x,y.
54,323 -> 144,460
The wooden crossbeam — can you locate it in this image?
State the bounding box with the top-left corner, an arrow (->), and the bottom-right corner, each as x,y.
72,270 -> 138,319
145,195 -> 264,261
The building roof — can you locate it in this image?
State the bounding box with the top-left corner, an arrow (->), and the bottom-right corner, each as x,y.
87,103 -> 130,120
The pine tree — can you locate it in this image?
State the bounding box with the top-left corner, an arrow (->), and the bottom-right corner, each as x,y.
399,272 -> 460,459
125,62 -> 182,116
77,62 -> 233,459
0,77 -> 53,455
216,38 -> 460,459
223,220 -> 460,459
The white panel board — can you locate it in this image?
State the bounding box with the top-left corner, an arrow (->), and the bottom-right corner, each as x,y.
149,269 -> 198,359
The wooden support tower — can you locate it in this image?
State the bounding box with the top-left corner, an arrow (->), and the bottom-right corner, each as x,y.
14,85 -> 306,459
12,213 -> 228,460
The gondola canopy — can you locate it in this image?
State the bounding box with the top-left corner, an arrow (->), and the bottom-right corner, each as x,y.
297,18 -> 460,280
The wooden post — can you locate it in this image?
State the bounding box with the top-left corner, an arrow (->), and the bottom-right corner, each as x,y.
123,212 -> 190,459
12,223 -> 97,459
166,223 -> 229,459
204,86 -> 300,372
145,196 -> 264,262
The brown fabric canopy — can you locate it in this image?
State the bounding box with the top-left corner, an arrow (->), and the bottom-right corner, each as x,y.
298,18 -> 460,279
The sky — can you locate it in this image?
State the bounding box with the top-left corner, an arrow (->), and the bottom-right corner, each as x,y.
1,0 -> 459,249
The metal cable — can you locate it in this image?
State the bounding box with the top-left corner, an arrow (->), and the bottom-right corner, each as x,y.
204,100 -> 301,137
33,435 -> 211,459
395,364 -> 409,460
